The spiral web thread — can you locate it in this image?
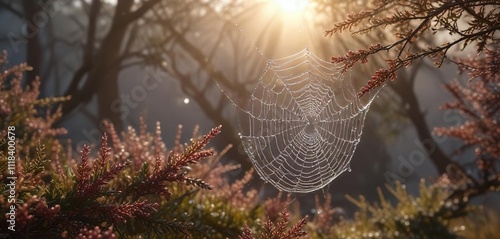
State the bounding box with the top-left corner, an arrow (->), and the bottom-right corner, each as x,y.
235,48 -> 376,193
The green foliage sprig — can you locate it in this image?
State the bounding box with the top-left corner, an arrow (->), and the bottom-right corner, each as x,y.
331,180 -> 472,239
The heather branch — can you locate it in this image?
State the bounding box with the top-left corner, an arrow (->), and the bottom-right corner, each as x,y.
283,215 -> 308,238
239,227 -> 254,239
95,202 -> 158,224
95,133 -> 111,175
240,209 -> 308,239
75,138 -> 129,201
431,49 -> 500,223
76,145 -> 92,198
327,0 -> 500,95
358,26 -> 499,96
76,162 -> 129,201
125,126 -> 220,200
170,125 -> 222,169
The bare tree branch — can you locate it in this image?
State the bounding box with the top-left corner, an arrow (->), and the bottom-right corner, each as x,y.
0,0 -> 23,18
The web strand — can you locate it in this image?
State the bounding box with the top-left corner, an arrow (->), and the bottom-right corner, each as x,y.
209,3 -> 379,193
235,48 -> 375,193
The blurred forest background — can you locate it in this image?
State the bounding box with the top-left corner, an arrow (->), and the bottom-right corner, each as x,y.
0,0 -> 498,238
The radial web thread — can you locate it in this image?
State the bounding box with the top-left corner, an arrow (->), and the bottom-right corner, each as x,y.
235,48 -> 376,193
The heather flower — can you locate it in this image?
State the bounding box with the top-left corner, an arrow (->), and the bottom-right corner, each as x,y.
75,226 -> 116,239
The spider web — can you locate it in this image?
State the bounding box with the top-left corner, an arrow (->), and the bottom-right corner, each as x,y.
229,48 -> 378,193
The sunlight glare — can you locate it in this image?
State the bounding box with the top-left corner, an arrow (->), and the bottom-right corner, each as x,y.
274,0 -> 309,13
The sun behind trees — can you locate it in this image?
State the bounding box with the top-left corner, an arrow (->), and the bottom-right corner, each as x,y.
0,0 -> 499,238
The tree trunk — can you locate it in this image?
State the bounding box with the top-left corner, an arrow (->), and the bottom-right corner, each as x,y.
61,0 -> 137,131
21,0 -> 42,86
87,24 -> 128,131
390,72 -> 453,174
